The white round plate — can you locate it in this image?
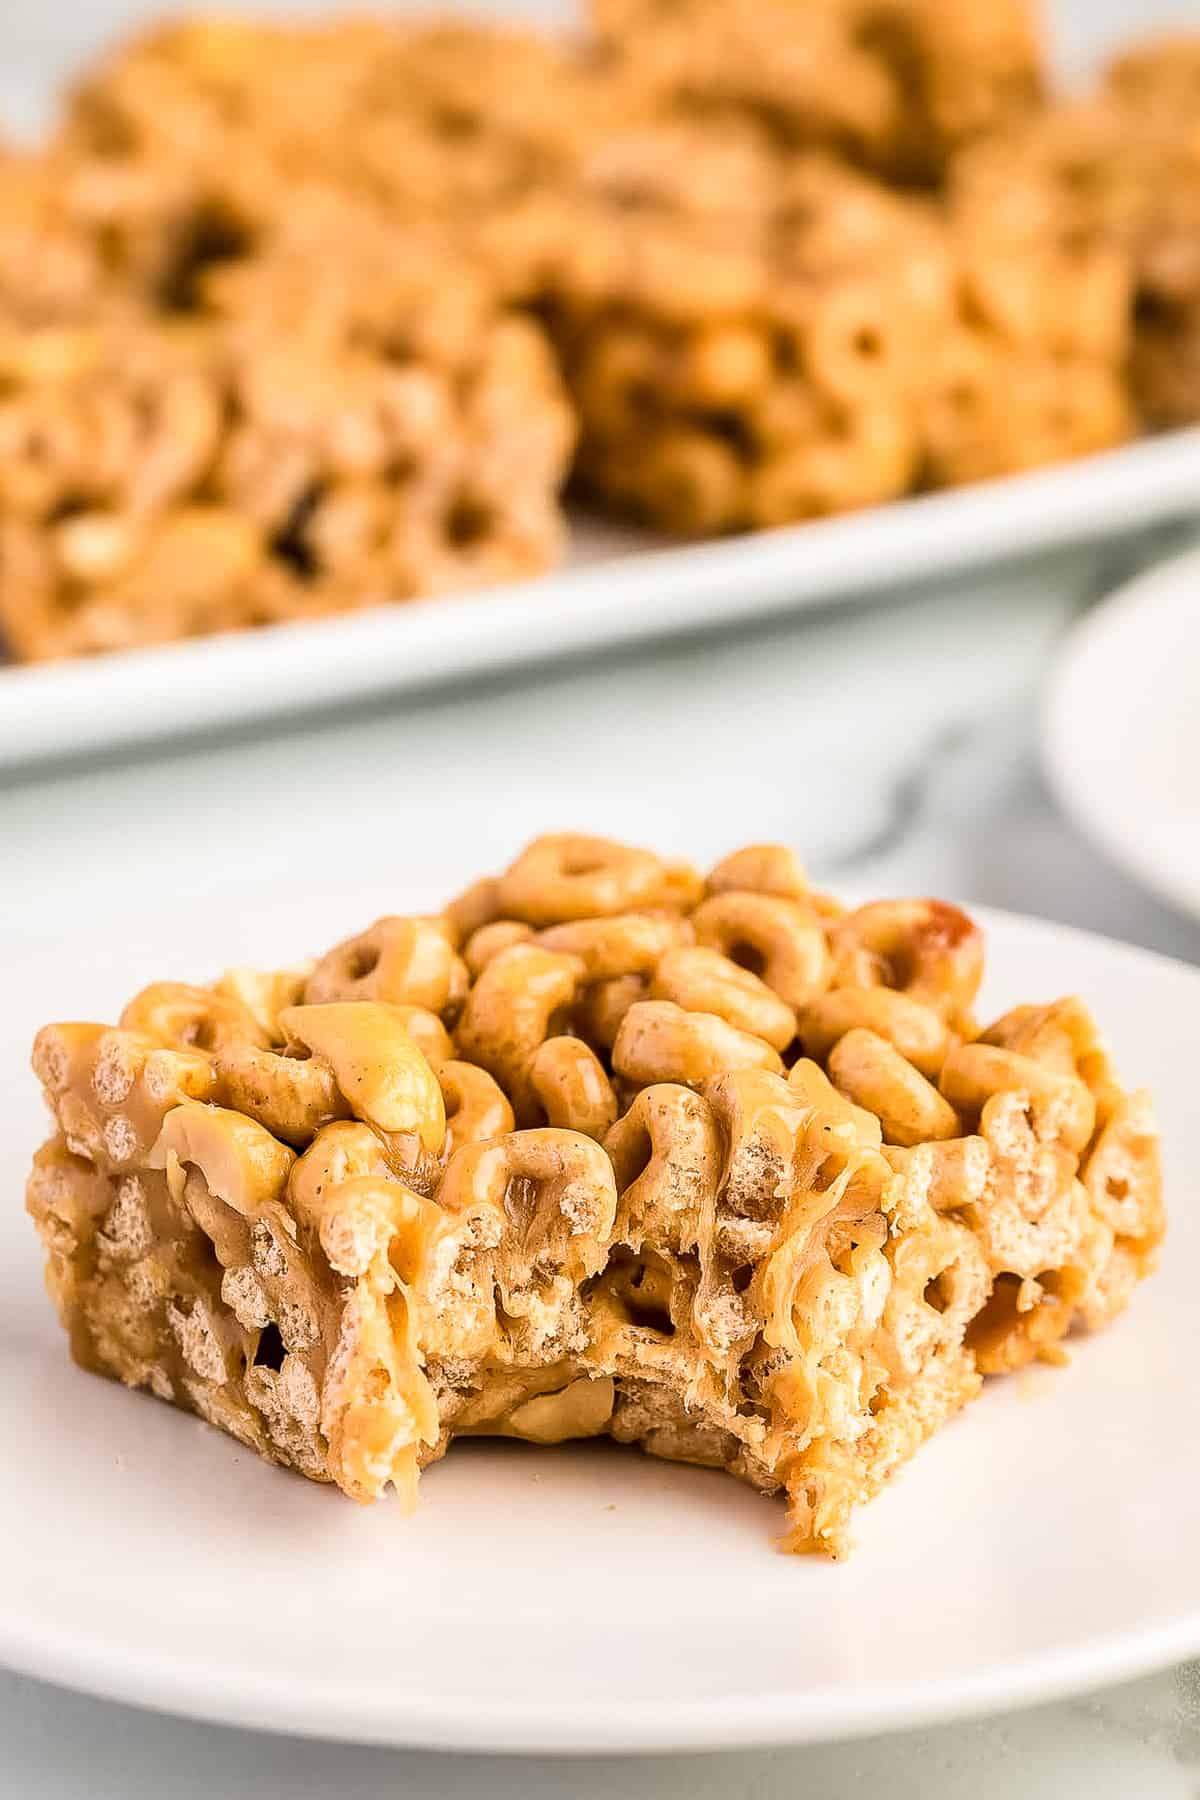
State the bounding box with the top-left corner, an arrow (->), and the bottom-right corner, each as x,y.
1044,544 -> 1200,920
1,887 -> 1197,1754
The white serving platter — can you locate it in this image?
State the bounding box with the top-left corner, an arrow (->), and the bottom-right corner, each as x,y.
4,430 -> 1200,770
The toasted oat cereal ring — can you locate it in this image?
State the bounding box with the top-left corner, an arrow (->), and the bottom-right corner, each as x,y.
828,1029 -> 961,1148
979,997 -> 1114,1096
939,1042 -> 1095,1154
120,982 -> 270,1053
705,844 -> 811,902
214,966 -> 311,1045
463,921 -> 535,978
438,1127 -> 617,1279
670,322 -> 774,409
651,946 -> 796,1052
456,943 -> 584,1116
375,1005 -> 454,1067
527,1036 -> 618,1139
612,1000 -> 782,1091
883,1136 -> 990,1214
436,1060 -> 515,1158
655,859 -> 705,913
746,405 -> 918,526
968,1097 -> 1087,1281
690,892 -> 829,1011
305,916 -> 467,1019
536,912 -> 686,982
496,834 -> 675,926
149,1100 -> 296,1238
286,1119 -> 430,1276
1081,1089 -> 1162,1245
797,986 -> 949,1077
804,278 -> 917,408
443,877 -> 503,946
634,426 -> 747,535
604,1081 -> 722,1254
215,1042 -> 351,1148
279,1002 -> 446,1152
703,1067 -> 812,1224
571,324 -> 664,442
33,1020 -> 216,1169
574,973 -> 648,1054
830,899 -> 984,1016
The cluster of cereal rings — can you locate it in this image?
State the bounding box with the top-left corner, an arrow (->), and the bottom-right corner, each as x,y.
27,836 -> 1162,1552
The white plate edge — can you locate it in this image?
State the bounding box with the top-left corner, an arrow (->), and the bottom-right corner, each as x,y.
1,1603 -> 1197,1756
1042,541 -> 1200,921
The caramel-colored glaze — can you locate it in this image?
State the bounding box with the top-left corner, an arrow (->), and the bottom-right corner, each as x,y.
26,838 -> 1163,1555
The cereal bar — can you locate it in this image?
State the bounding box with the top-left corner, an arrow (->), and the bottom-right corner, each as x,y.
0,204 -> 574,660
7,6 -> 1200,656
1101,44 -> 1200,428
948,74 -> 1200,437
26,837 -> 1163,1554
499,139 -> 951,532
500,125 -> 1133,533
63,14 -> 631,236
932,109 -> 1137,484
591,0 -> 1043,178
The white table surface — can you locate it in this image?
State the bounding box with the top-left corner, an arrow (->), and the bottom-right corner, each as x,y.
3,525 -> 1200,1794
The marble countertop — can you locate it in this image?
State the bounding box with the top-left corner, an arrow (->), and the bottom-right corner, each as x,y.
1,1662 -> 1197,1800
2,521 -> 1199,1793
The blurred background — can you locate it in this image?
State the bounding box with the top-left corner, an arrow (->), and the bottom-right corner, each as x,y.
3,0 -> 1200,119
4,0 -> 1200,127
0,0 -> 1197,969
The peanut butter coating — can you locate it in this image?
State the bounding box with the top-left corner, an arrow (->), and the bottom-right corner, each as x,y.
26,836 -> 1163,1554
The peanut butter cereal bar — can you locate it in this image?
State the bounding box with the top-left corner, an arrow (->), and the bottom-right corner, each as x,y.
498,140 -> 953,532
26,837 -> 1163,1555
592,0 -> 1042,178
947,66 -> 1200,438
64,14 -> 631,235
7,7 -> 1200,658
0,145 -> 204,329
1099,46 -> 1200,429
932,109 -> 1137,485
0,205 -> 574,660
499,125 -> 1132,533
